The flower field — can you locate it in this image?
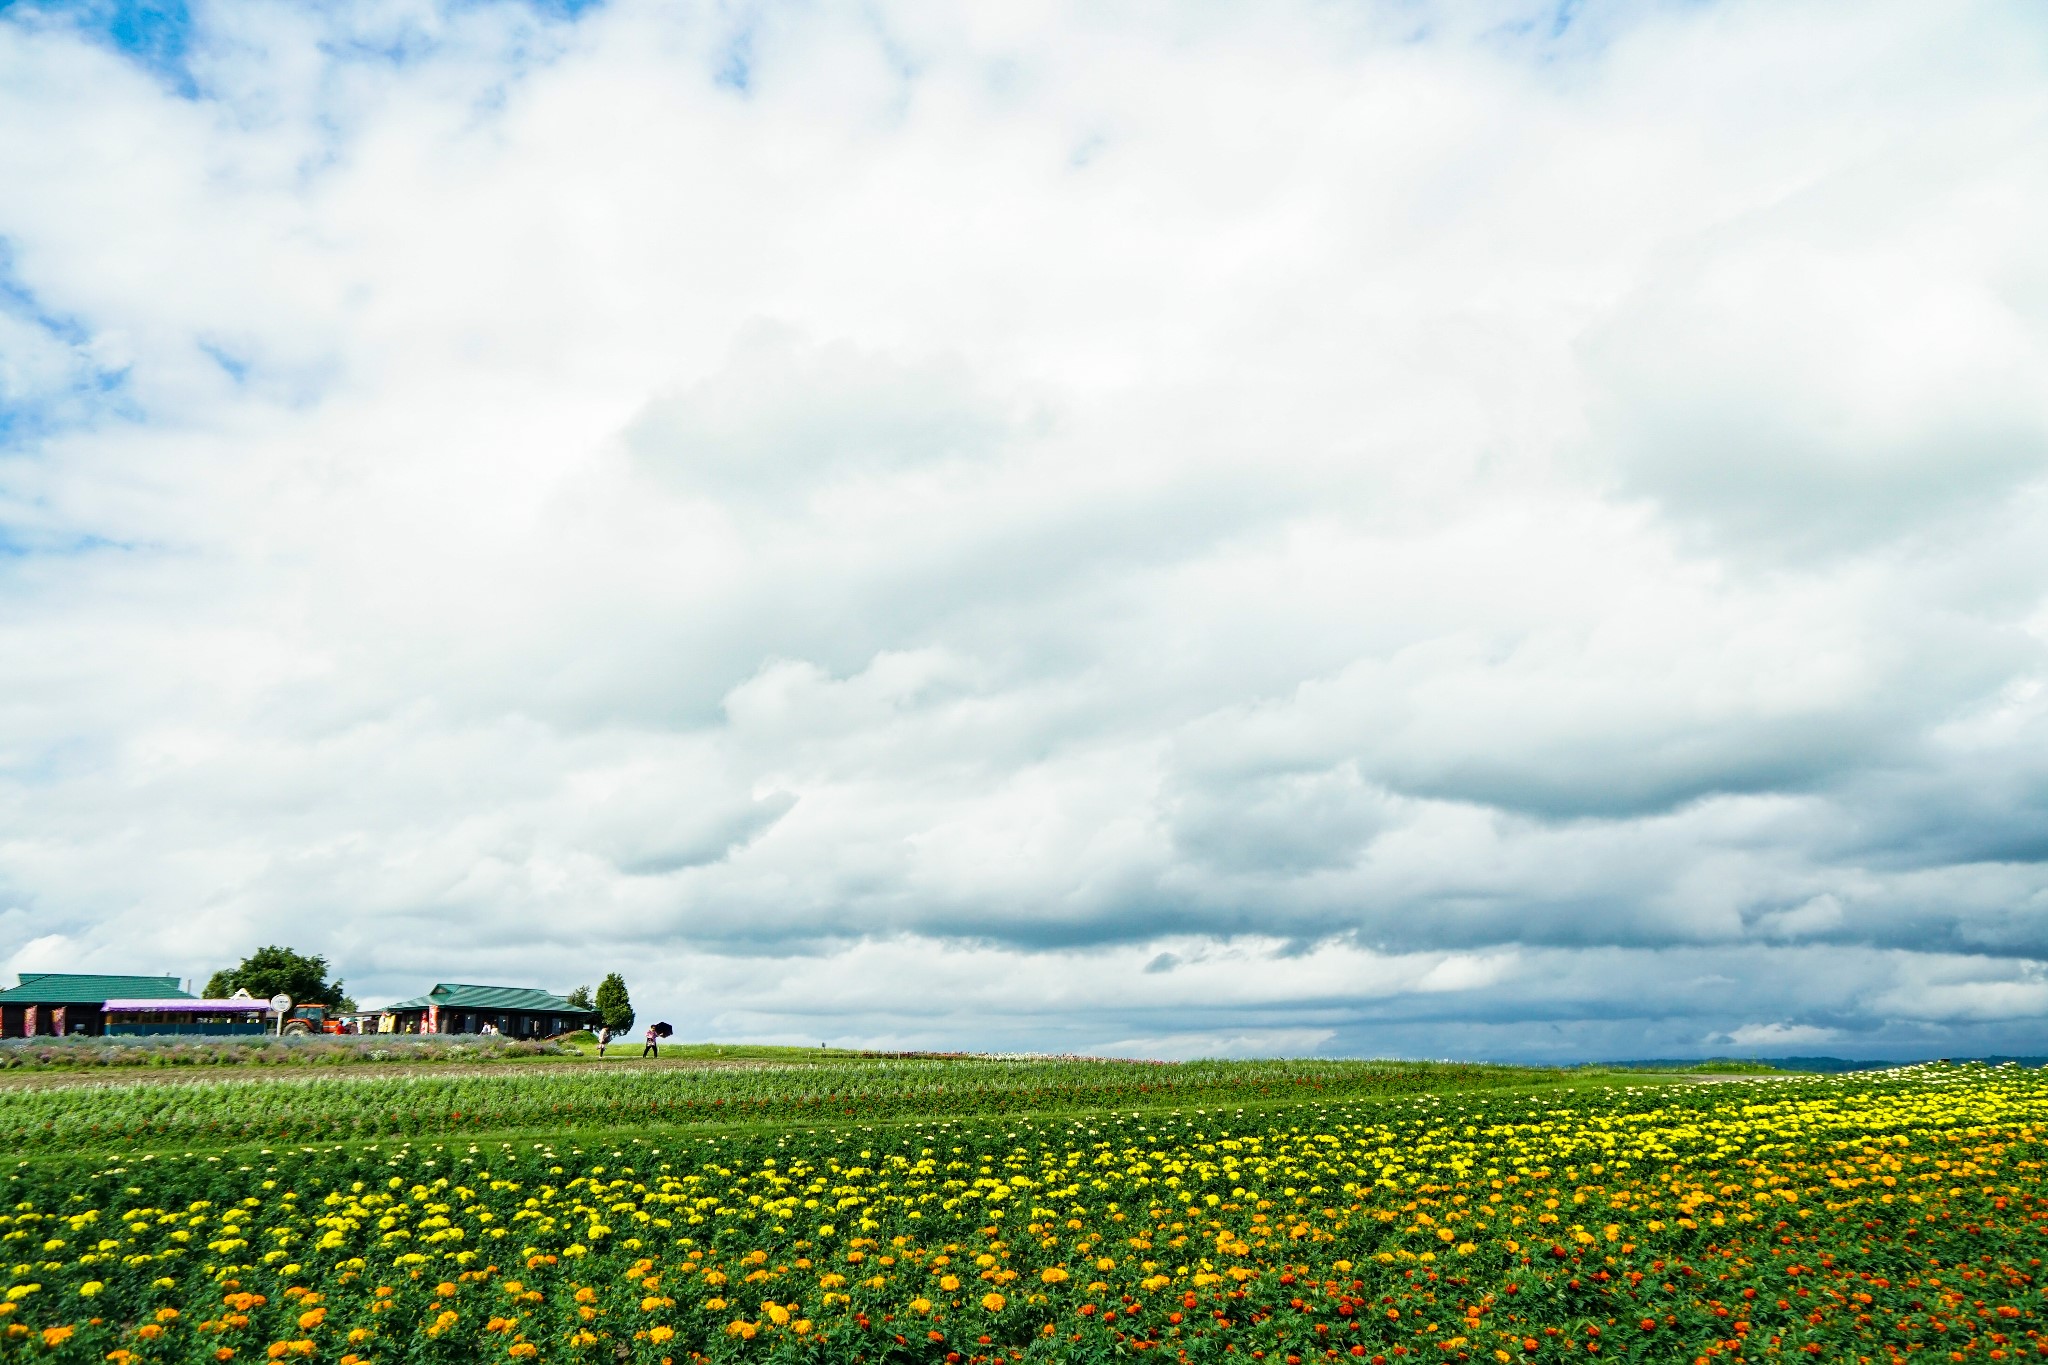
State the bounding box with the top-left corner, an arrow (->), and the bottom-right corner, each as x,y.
3,1063 -> 2045,1364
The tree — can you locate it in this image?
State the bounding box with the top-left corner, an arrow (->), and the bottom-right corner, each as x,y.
205,946 -> 346,1010
564,984 -> 593,1011
593,973 -> 634,1034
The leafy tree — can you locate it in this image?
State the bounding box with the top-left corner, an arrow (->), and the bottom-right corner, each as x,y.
593,973 -> 634,1034
564,984 -> 593,1011
205,946 -> 346,1010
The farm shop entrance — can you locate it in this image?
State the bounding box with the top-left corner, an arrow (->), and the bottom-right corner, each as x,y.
442,1010 -> 567,1036
0,1003 -> 89,1037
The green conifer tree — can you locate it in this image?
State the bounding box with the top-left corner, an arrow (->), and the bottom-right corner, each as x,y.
593,973 -> 634,1034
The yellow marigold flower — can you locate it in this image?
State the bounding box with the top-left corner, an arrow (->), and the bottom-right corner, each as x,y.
939,1275 -> 961,1292
1095,1258 -> 1115,1272
508,1345 -> 539,1359
649,1325 -> 674,1344
435,1282 -> 457,1297
910,1297 -> 934,1313
765,1305 -> 790,1326
42,1326 -> 75,1347
297,1308 -> 326,1330
80,1281 -> 105,1297
1041,1267 -> 1069,1284
982,1293 -> 1007,1312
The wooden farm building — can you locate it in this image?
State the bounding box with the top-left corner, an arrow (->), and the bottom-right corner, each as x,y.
0,972 -> 191,1037
377,983 -> 595,1038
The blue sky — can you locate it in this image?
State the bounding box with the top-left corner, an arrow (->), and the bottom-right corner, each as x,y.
1,0 -> 2046,1060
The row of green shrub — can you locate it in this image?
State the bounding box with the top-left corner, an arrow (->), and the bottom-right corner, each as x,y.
0,1033 -> 567,1069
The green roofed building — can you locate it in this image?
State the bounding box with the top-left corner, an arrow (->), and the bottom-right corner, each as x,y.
0,973 -> 191,1038
377,983 -> 596,1039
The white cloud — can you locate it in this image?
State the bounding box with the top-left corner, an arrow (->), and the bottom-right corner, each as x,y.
0,0 -> 2046,1059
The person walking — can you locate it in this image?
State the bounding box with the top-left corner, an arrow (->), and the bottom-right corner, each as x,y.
641,1023 -> 659,1059
596,1025 -> 611,1057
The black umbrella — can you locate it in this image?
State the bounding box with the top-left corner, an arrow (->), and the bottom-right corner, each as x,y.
653,1021 -> 674,1037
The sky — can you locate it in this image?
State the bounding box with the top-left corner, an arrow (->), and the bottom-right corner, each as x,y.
2,0 -> 2046,1062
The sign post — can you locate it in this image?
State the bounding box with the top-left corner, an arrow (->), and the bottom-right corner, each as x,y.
270,994 -> 293,1037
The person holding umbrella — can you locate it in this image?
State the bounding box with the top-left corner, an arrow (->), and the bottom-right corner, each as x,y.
642,1021 -> 672,1058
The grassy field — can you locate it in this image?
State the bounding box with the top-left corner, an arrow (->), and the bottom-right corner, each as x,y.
2,1053 -> 2043,1364
0,1053 -> 1600,1154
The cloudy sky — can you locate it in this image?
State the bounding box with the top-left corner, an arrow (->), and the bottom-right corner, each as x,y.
2,0 -> 2046,1061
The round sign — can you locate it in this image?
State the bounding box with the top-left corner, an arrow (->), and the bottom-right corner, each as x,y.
269,994 -> 293,1012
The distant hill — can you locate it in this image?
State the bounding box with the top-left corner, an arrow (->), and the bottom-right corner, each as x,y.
1599,1055 -> 2048,1073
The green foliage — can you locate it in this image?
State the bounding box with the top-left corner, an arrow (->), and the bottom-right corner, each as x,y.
564,983 -> 594,1011
594,971 -> 634,1033
203,944 -> 346,1008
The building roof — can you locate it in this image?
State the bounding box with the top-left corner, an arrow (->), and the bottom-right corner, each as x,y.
103,998 -> 270,1012
381,983 -> 591,1014
0,973 -> 192,1005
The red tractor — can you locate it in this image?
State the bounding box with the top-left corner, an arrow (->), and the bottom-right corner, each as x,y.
278,1004 -> 347,1035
